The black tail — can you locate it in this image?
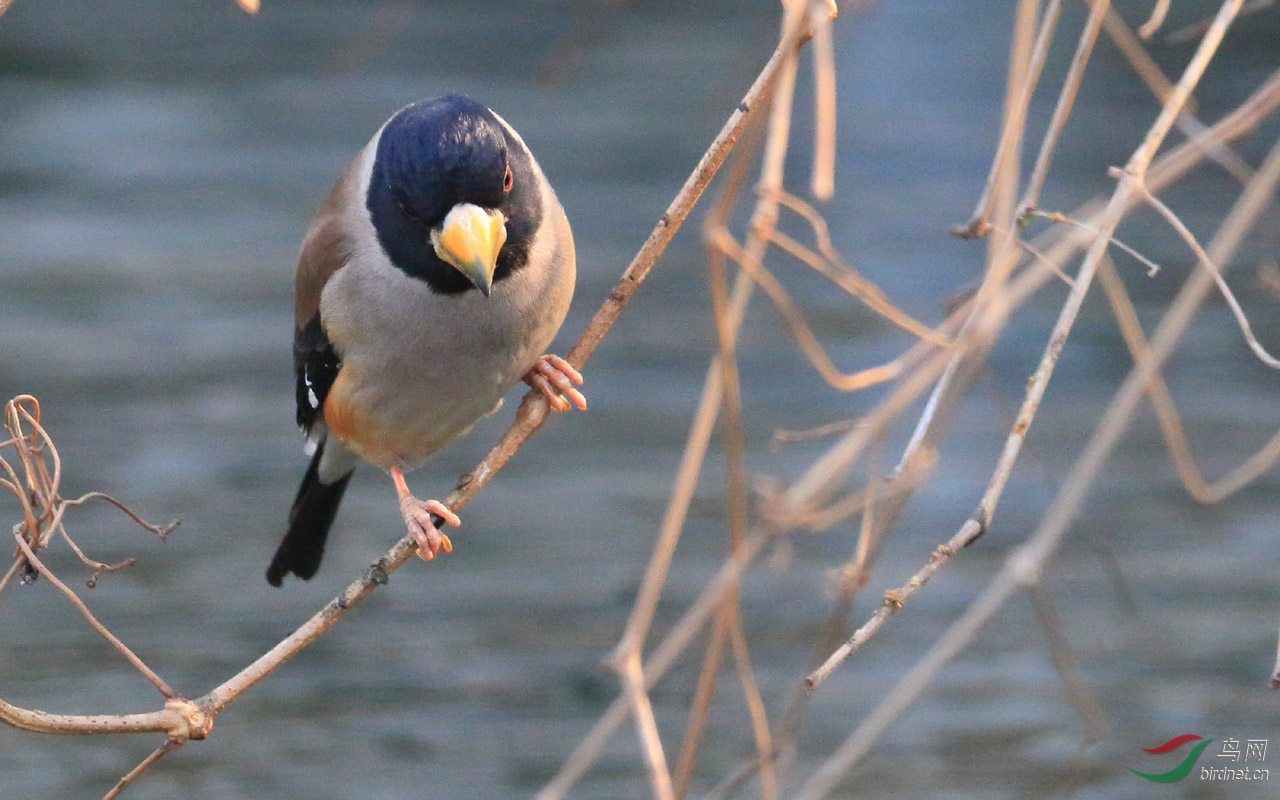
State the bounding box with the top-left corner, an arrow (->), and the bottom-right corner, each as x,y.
267,440 -> 354,586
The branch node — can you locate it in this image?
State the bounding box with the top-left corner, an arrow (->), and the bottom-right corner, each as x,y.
882,588 -> 904,610
366,562 -> 390,586
164,698 -> 213,743
963,506 -> 990,546
949,219 -> 992,240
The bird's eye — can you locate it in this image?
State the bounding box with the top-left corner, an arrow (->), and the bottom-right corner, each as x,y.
396,199 -> 424,224
502,165 -> 513,193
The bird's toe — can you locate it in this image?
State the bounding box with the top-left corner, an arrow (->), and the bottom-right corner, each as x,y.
401,496 -> 458,560
524,353 -> 587,411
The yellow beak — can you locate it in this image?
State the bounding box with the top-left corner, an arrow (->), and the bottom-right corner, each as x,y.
430,203 -> 507,297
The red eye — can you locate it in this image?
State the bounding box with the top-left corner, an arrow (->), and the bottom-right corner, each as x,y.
502,165 -> 513,193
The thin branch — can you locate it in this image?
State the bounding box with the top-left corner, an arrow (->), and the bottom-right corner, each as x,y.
799,26 -> 1273,795
1165,0 -> 1273,43
795,7 -> 1249,795
1028,586 -> 1109,740
1028,210 -> 1161,275
808,0 -> 837,199
1020,0 -> 1110,215
1136,0 -> 1171,39
711,226 -> 906,392
1272,619 -> 1280,689
646,37 -> 1280,800
1098,254 -> 1280,503
539,533 -> 770,800
728,610 -> 777,800
620,649 -> 675,800
770,417 -> 858,447
10,531 -> 179,700
956,0 -> 1060,237
765,223 -> 949,344
1098,4 -> 1192,114
103,740 -> 183,800
671,85 -> 768,800
1132,177 -> 1280,368
604,2 -> 805,678
768,61 -> 1280,691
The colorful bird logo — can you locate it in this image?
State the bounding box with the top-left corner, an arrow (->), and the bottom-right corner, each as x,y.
1128,734 -> 1215,782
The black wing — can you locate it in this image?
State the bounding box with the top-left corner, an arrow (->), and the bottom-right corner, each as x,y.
294,313 -> 341,434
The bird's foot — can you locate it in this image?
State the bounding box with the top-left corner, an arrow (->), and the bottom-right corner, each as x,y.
400,496 -> 459,561
523,354 -> 587,412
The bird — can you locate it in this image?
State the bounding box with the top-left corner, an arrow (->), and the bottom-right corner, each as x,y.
266,94 -> 585,587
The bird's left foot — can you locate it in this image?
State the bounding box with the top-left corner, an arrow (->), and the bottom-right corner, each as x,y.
401,495 -> 459,561
390,464 -> 459,561
524,354 -> 587,411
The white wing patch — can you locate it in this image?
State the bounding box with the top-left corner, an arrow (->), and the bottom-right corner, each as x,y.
305,372 -> 320,409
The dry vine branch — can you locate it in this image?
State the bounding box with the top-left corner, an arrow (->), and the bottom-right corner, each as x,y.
1018,0 -> 1111,216
1130,177 -> 1280,368
803,111 -> 1280,800
605,5 -> 830,795
670,89 -> 775,800
790,6 -> 1262,796
957,0 -> 1059,237
1096,254 -> 1280,504
623,5 -> 1280,797
767,43 -> 1280,771
543,48 -> 1280,796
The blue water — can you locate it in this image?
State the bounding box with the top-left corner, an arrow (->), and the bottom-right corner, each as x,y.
2,1 -> 1280,798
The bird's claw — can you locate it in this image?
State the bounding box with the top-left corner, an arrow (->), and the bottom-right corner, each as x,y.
524,354 -> 587,412
400,496 -> 459,561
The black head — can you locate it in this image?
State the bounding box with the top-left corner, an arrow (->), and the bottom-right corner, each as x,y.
365,95 -> 543,294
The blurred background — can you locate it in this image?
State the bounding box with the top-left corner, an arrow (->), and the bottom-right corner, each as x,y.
2,1 -> 1280,798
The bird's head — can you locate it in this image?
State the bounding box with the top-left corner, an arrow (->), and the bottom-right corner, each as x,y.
365,95 -> 542,296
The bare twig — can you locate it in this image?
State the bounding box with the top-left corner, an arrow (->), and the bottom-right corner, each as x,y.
794,5 -> 1250,795
1131,177 -> 1280,368
103,740 -> 183,800
622,27 -> 1280,800
1019,0 -> 1110,215
767,196 -> 950,344
809,0 -> 837,199
956,0 -> 1060,237
1137,0 -> 1171,39
796,16 -> 1269,795
620,648 -> 675,800
671,87 -> 768,800
1028,209 -> 1162,276
1165,0 -> 1273,43
1028,586 -> 1109,740
1098,255 -> 1280,503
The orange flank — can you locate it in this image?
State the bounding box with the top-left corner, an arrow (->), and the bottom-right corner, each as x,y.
321,370 -> 402,467
321,384 -> 360,447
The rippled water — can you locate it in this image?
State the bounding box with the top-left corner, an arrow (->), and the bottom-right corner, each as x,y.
2,2 -> 1280,798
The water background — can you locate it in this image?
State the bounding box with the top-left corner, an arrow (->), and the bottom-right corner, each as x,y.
2,1 -> 1280,797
